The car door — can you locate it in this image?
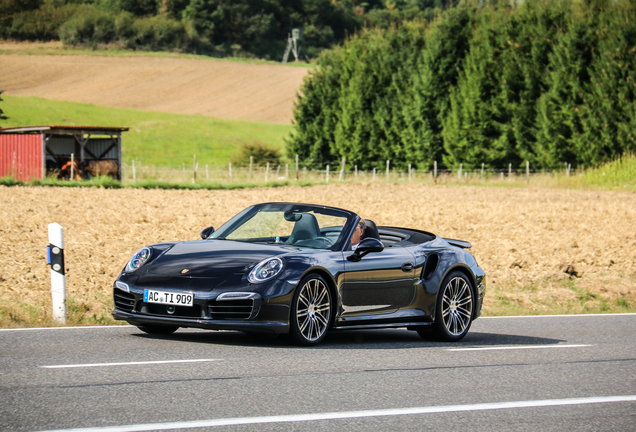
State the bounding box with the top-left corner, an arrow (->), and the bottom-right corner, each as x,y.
339,248 -> 417,317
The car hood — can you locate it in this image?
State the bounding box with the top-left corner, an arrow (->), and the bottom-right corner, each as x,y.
146,240 -> 295,279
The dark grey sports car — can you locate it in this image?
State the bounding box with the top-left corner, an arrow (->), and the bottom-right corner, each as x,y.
112,202 -> 486,345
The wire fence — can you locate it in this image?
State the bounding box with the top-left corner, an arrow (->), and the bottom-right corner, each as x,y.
120,160 -> 582,186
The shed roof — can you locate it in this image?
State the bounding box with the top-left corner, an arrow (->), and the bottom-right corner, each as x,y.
0,125 -> 129,134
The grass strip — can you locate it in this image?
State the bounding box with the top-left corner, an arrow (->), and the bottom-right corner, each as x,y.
0,176 -> 319,190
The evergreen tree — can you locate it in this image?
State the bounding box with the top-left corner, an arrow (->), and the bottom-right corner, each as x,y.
442,6 -> 510,169
578,0 -> 636,165
405,5 -> 474,170
535,4 -> 596,169
286,48 -> 344,166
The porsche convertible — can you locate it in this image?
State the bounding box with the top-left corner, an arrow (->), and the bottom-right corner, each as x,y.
112,202 -> 486,345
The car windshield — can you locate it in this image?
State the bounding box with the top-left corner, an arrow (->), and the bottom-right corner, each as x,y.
210,203 -> 354,251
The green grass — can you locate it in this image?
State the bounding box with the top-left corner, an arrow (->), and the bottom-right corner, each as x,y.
1,95 -> 292,168
576,154 -> 636,191
0,175 -> 321,190
483,277 -> 636,317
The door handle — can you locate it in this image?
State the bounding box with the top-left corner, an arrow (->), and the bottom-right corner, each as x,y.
401,263 -> 413,272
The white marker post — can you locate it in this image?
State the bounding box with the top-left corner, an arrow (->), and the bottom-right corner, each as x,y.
47,223 -> 66,324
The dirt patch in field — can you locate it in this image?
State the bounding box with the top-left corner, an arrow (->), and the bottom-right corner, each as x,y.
0,51 -> 308,124
1,183 -> 635,327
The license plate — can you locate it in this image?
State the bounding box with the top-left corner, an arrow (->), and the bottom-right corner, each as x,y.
144,289 -> 194,307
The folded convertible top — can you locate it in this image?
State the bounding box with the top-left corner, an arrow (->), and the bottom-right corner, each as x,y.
443,238 -> 472,249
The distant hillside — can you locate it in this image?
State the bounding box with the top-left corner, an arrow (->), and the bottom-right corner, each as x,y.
0,0 -> 456,60
0,50 -> 309,124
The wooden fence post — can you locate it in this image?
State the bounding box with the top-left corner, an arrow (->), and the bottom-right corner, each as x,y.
326,165 -> 330,183
295,154 -> 299,180
386,160 -> 390,181
339,157 -> 346,181
458,163 -> 462,180
434,160 -> 437,184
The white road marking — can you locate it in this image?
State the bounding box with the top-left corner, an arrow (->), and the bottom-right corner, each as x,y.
35,395 -> 636,432
41,359 -> 222,369
481,313 -> 636,319
448,344 -> 592,352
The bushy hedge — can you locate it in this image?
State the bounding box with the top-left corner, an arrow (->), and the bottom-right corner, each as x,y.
58,5 -> 195,52
288,0 -> 636,170
1,3 -> 79,41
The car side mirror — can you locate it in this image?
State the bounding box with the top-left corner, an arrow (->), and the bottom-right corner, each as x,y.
348,237 -> 384,262
200,226 -> 215,239
357,237 -> 384,253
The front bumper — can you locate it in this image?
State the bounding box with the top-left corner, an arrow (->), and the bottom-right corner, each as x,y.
111,279 -> 293,334
112,309 -> 289,334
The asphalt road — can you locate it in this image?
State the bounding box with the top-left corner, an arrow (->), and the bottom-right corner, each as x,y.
1,314 -> 635,432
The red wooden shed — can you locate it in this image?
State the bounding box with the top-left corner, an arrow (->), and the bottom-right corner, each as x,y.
0,125 -> 129,182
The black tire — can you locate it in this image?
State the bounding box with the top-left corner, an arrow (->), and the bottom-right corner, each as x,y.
136,324 -> 179,335
431,271 -> 474,342
289,274 -> 332,346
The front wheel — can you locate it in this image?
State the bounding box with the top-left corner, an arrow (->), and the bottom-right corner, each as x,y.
136,324 -> 179,335
431,271 -> 474,342
289,274 -> 332,346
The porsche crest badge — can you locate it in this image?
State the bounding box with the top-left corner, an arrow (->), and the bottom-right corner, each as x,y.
181,269 -> 190,274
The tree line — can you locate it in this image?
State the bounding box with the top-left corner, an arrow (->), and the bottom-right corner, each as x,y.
287,0 -> 636,170
0,0 -> 457,60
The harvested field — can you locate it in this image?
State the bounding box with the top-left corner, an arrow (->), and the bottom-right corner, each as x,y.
1,184 -> 635,327
0,53 -> 308,124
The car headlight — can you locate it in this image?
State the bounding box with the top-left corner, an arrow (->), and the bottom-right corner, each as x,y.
248,257 -> 284,284
125,247 -> 152,273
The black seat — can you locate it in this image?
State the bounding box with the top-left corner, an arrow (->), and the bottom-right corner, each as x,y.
361,219 -> 380,241
287,213 -> 320,244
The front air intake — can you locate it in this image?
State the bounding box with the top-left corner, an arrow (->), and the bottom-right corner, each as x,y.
209,299 -> 254,320
114,289 -> 135,312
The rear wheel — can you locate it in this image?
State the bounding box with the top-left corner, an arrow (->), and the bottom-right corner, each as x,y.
289,274 -> 332,346
136,324 -> 179,335
431,271 -> 474,342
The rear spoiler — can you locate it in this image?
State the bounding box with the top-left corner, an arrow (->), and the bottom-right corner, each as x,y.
443,238 -> 472,249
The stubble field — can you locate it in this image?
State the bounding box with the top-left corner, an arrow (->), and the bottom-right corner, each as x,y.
0,52 -> 308,124
1,183 -> 635,327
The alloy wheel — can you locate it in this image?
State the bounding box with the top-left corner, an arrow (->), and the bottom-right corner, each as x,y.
441,276 -> 473,337
295,277 -> 331,343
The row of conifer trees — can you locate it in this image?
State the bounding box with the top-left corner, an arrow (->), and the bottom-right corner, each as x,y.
287,0 -> 636,170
